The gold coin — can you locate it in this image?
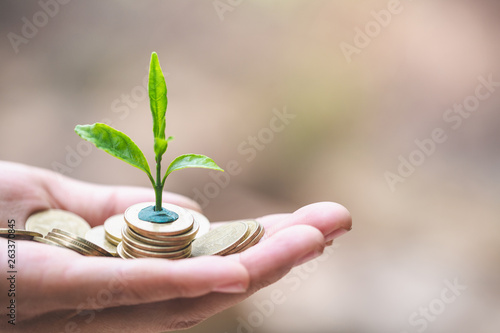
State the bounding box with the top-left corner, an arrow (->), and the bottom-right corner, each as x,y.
25,209 -> 90,237
0,229 -> 43,240
191,222 -> 248,257
45,235 -> 91,256
105,230 -> 120,242
46,232 -> 102,256
124,202 -> 194,237
32,236 -> 66,248
116,242 -> 134,259
85,226 -> 118,256
52,229 -> 113,257
122,226 -> 191,252
220,225 -> 250,256
230,220 -> 262,254
104,214 -> 125,242
105,232 -> 121,246
235,222 -> 265,253
186,209 -> 210,239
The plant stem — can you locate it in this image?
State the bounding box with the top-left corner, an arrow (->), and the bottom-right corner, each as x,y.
155,157 -> 162,211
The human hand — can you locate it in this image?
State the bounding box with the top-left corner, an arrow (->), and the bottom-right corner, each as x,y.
0,161 -> 351,332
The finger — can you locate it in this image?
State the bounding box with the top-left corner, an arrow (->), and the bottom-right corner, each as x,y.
259,201 -> 352,242
47,175 -> 201,226
212,202 -> 351,245
15,240 -> 249,319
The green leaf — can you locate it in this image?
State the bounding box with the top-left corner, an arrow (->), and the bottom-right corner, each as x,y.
149,52 -> 167,142
163,154 -> 224,184
75,123 -> 153,182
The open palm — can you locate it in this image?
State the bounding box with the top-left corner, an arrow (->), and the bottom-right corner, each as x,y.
0,161 -> 351,332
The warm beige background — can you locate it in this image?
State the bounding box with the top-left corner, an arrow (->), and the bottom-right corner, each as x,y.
1,1 -> 499,332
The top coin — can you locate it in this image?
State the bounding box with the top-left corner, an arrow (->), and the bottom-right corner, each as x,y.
124,202 -> 194,236
25,209 -> 90,237
191,222 -> 248,257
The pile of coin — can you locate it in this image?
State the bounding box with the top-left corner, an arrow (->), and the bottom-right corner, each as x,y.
16,204 -> 265,259
117,202 -> 201,259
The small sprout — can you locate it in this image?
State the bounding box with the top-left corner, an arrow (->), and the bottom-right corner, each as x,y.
75,52 -> 223,223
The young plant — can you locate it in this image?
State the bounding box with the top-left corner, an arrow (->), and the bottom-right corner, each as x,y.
75,52 -> 223,223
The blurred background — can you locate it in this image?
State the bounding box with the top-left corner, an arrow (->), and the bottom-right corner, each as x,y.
1,1 -> 499,332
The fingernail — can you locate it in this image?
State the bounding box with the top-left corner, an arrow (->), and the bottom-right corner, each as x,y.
296,250 -> 322,266
213,282 -> 247,293
325,228 -> 350,242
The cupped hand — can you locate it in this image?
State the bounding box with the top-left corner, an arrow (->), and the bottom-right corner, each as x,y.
0,161 -> 351,332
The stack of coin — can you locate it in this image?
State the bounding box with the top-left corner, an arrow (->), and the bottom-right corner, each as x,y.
191,220 -> 264,257
117,202 -> 199,259
39,228 -> 114,257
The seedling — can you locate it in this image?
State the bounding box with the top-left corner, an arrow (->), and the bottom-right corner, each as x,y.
75,52 -> 223,223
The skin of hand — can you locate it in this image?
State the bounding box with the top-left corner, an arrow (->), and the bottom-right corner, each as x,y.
0,161 -> 352,332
